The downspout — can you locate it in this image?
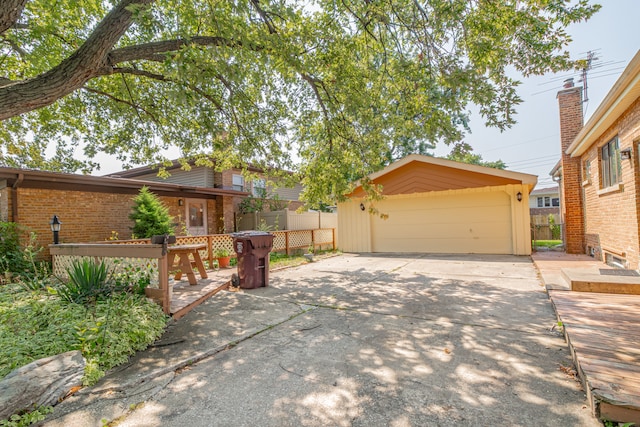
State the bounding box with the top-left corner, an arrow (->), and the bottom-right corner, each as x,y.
11,173 -> 23,222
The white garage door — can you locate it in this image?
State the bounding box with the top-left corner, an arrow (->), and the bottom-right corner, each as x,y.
371,191 -> 513,254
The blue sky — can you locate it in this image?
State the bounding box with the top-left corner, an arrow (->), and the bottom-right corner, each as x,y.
94,1 -> 640,188
432,0 -> 640,189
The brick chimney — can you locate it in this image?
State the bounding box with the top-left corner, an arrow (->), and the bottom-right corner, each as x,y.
557,78 -> 585,253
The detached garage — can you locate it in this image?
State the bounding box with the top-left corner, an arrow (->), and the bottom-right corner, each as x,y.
338,154 -> 537,255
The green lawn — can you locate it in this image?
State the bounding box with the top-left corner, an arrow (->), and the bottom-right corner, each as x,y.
532,240 -> 563,248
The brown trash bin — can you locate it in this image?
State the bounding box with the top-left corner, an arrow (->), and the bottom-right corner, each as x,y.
231,231 -> 275,289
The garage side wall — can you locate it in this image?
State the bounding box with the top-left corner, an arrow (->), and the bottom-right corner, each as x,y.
506,184 -> 532,256
337,199 -> 371,252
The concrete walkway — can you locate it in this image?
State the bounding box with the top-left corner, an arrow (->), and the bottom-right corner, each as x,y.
532,250 -> 640,424
44,254 -> 598,427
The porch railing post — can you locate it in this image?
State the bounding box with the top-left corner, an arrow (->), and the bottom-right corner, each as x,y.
332,228 -> 336,250
158,253 -> 170,315
285,231 -> 290,256
207,235 -> 214,267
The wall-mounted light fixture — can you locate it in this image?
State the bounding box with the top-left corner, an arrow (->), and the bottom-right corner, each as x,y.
359,203 -> 365,211
178,199 -> 184,206
50,215 -> 61,244
621,147 -> 632,160
516,192 -> 523,202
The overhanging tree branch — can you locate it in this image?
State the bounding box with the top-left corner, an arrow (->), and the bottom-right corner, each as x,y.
0,0 -> 155,121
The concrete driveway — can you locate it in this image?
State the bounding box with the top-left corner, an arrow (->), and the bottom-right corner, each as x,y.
45,254 -> 598,426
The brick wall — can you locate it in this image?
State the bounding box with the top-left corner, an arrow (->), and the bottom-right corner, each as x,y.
557,84 -> 585,254
216,196 -> 235,233
580,97 -> 640,269
9,187 -> 225,258
13,188 -> 138,257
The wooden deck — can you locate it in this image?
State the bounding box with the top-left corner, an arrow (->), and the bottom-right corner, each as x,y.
170,269 -> 234,319
548,289 -> 640,424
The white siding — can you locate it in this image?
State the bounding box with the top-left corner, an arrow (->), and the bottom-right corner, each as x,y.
337,199 -> 372,252
370,191 -> 512,254
338,185 -> 532,255
132,166 -> 211,187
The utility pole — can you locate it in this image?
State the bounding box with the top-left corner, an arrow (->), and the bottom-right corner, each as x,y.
581,51 -> 596,103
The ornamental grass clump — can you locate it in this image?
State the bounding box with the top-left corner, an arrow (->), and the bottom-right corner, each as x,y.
56,259 -> 115,304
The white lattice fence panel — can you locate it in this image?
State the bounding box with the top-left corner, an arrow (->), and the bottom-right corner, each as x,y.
315,229 -> 334,244
176,235 -> 210,259
52,255 -> 86,278
288,230 -> 312,250
53,255 -> 160,287
107,239 -> 151,245
272,232 -> 287,252
211,234 -> 234,257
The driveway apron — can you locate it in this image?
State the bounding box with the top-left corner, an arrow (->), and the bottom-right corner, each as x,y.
44,254 -> 598,426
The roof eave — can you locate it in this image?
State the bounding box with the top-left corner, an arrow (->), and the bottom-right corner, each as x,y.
566,50 -> 640,157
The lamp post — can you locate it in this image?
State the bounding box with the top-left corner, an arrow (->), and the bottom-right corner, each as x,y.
50,215 -> 61,244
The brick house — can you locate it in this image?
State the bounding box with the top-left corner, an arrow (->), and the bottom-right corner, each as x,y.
553,49 -> 640,269
108,160 -> 305,215
0,167 -> 246,257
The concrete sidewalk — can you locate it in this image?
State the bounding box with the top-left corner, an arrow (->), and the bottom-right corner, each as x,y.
44,254 -> 599,427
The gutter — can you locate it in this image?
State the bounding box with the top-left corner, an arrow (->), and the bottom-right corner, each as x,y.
11,173 -> 23,222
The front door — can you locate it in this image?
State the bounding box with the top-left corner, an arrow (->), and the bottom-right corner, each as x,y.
186,199 -> 207,236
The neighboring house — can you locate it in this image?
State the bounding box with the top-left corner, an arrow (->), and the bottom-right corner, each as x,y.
108,160 -> 305,216
529,186 -> 560,216
0,167 -> 246,257
552,49 -> 640,269
338,154 -> 536,255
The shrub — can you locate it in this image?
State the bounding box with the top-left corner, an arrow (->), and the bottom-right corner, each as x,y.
129,186 -> 174,238
0,283 -> 167,384
549,214 -> 561,240
0,222 -> 32,276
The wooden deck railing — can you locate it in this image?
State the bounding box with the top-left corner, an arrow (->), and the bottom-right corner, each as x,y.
50,243 -> 171,314
50,228 -> 336,315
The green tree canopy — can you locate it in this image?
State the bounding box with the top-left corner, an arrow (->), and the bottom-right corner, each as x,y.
446,142 -> 507,170
0,0 -> 599,203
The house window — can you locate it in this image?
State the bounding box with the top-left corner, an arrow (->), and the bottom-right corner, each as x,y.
537,197 -> 543,208
601,137 -> 621,188
544,196 -> 550,207
583,159 -> 591,182
252,179 -> 266,197
552,198 -> 560,207
232,174 -> 244,192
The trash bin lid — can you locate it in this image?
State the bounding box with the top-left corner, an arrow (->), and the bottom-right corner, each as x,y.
230,231 -> 274,237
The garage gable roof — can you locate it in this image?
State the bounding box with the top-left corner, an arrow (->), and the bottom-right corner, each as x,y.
350,154 -> 537,197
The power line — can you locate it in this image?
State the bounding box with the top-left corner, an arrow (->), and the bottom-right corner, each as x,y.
507,154 -> 559,165
481,134 -> 558,153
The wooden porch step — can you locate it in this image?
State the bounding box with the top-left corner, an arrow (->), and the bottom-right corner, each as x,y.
170,272 -> 233,319
562,267 -> 640,295
549,290 -> 640,424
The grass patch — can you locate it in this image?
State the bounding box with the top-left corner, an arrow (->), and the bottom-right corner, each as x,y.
532,240 -> 562,248
269,250 -> 340,269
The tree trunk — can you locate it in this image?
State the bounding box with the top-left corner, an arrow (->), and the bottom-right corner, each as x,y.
0,0 -> 28,34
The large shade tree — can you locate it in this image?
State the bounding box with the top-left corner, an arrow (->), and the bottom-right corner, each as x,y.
0,0 -> 599,203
